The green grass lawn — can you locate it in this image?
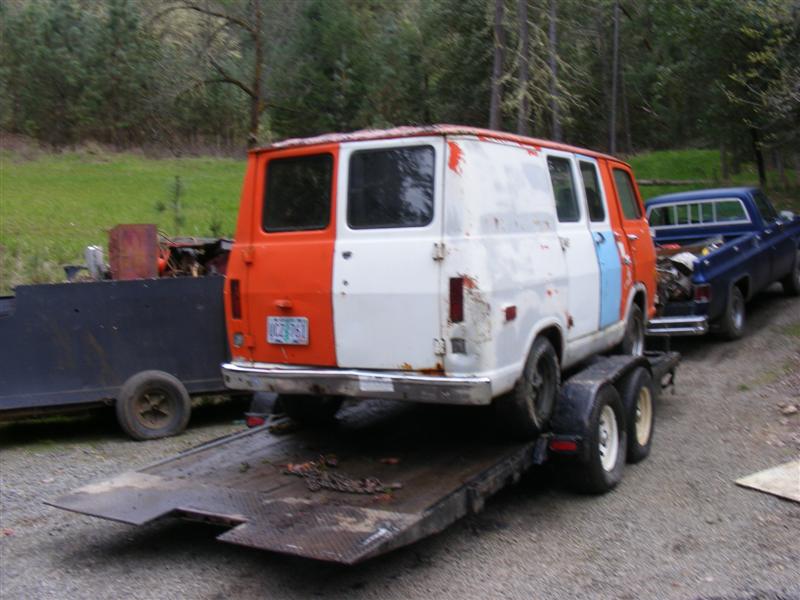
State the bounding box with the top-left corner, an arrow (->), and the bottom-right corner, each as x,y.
1,144 -> 797,294
1,149 -> 246,293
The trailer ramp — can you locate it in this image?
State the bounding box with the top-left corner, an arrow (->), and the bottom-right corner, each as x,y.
49,403 -> 541,564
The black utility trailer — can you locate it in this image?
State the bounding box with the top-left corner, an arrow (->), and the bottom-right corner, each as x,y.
49,352 -> 679,564
0,276 -> 230,439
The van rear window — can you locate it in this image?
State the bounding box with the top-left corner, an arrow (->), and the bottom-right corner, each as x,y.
263,154 -> 333,232
348,146 -> 435,229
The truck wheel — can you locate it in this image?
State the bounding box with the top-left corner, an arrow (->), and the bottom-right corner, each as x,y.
619,367 -> 655,463
495,337 -> 560,439
115,371 -> 191,441
718,285 -> 746,340
566,385 -> 626,494
781,250 -> 800,296
618,304 -> 645,356
282,394 -> 343,424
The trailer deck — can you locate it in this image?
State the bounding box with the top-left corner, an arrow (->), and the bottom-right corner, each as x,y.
49,352 -> 680,564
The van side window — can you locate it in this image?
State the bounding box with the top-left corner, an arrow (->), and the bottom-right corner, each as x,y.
547,156 -> 580,222
613,169 -> 642,219
579,161 -> 605,222
263,154 -> 333,232
348,145 -> 435,229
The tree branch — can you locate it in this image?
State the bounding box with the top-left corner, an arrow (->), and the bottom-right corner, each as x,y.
207,54 -> 255,98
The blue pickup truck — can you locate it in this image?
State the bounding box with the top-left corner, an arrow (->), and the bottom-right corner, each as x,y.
644,187 -> 800,339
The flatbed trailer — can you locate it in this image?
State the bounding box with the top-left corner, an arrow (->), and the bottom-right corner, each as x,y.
49,352 -> 679,565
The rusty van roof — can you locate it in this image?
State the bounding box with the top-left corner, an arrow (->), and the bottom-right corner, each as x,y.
252,124 -> 621,163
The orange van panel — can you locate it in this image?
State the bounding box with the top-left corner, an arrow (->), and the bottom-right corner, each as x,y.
226,144 -> 339,367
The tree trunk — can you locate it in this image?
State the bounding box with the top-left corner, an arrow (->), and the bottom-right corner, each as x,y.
609,0 -> 620,154
621,66 -> 632,153
750,128 -> 767,188
248,0 -> 264,148
548,0 -> 561,141
489,0 -> 505,131
516,0 -> 530,135
720,140 -> 730,181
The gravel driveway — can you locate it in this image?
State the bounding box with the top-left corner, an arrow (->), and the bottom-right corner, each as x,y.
1,289 -> 799,600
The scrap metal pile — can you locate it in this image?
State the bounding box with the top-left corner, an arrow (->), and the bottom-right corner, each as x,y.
655,237 -> 723,306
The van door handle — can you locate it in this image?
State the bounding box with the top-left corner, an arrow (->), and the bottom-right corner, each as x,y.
626,233 -> 639,241
593,232 -> 605,244
274,299 -> 293,310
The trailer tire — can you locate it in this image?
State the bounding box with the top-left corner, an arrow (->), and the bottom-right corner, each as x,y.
619,367 -> 655,463
618,304 -> 645,356
115,371 -> 191,441
495,336 -> 560,439
718,285 -> 746,340
566,384 -> 626,494
781,249 -> 800,296
282,394 -> 343,424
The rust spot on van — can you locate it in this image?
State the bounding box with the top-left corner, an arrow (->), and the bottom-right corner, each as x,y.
566,313 -> 575,329
447,141 -> 464,174
399,363 -> 413,371
459,275 -> 478,289
419,366 -> 444,376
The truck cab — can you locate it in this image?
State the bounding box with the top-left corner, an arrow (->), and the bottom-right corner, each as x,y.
222,125 -> 657,435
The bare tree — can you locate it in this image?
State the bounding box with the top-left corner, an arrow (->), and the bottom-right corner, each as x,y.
548,0 -> 561,140
609,0 -> 620,153
489,0 -> 505,130
516,0 -> 531,135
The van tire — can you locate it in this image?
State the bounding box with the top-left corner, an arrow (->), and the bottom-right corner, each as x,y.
495,337 -> 560,439
565,384 -> 626,494
282,394 -> 343,424
115,371 -> 191,441
619,367 -> 655,463
718,286 -> 746,340
781,250 -> 800,296
617,304 -> 645,356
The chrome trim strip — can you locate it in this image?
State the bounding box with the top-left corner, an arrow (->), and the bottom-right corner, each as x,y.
221,362 -> 493,405
646,315 -> 709,337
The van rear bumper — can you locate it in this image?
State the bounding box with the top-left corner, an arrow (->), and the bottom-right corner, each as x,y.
221,362 -> 493,405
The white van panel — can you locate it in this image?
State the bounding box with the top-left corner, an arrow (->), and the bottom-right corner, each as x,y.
332,137 -> 446,370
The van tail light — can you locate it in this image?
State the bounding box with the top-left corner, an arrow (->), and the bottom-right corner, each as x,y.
694,284 -> 712,303
230,279 -> 242,319
449,277 -> 464,323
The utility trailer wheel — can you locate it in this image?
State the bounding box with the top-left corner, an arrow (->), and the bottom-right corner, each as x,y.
282,394 -> 343,424
115,371 -> 191,441
566,385 -> 627,494
617,304 -> 645,356
619,367 -> 656,463
781,250 -> 800,296
717,286 -> 746,340
495,337 -> 560,439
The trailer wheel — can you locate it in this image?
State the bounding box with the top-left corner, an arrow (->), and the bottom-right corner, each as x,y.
619,367 -> 656,463
718,285 -> 745,340
115,371 -> 191,441
567,385 -> 626,494
496,336 -> 560,439
781,249 -> 800,296
618,304 -> 645,356
282,394 -> 343,424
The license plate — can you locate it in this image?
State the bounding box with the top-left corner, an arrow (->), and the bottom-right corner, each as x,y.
267,316 -> 309,345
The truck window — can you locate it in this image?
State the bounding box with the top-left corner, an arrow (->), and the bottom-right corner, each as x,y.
579,161 -> 605,222
263,154 -> 333,232
676,204 -> 690,225
715,200 -> 748,222
547,156 -> 580,222
752,190 -> 778,221
648,205 -> 675,227
613,169 -> 642,219
700,202 -> 714,223
348,145 -> 435,229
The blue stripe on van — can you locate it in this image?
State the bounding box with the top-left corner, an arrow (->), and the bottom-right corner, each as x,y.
594,229 -> 623,329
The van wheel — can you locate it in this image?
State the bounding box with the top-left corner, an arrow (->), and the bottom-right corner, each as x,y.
495,337 -> 560,439
781,250 -> 800,296
282,394 -> 343,424
115,371 -> 191,440
618,304 -> 645,356
718,286 -> 745,340
619,367 -> 656,463
566,385 -> 626,494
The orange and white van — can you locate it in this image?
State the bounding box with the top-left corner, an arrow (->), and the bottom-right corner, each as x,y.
222,125 -> 656,435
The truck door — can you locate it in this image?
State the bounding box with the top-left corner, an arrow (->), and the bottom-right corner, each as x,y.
753,190 -> 795,283
608,163 -> 657,317
577,157 -> 622,330
545,151 -> 600,340
332,137 -> 445,370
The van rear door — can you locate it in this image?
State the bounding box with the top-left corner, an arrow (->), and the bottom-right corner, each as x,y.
245,144 -> 339,367
332,137 -> 445,370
